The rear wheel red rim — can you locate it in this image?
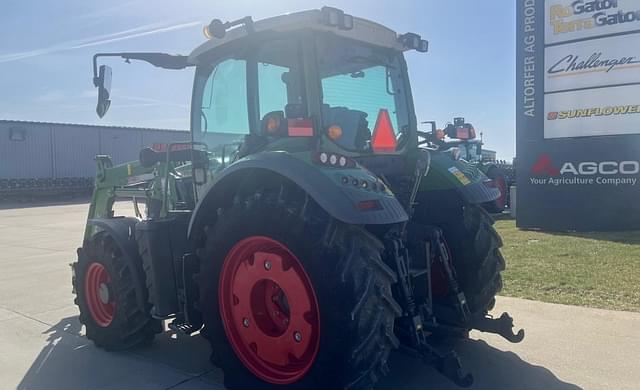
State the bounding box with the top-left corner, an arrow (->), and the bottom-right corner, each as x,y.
219,236 -> 320,385
84,262 -> 115,327
494,175 -> 507,210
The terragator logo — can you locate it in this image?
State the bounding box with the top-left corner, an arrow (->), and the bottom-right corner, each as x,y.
549,0 -> 640,35
530,154 -> 639,186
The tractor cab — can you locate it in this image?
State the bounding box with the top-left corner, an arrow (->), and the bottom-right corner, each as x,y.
188,8 -> 425,158
94,8 -> 427,171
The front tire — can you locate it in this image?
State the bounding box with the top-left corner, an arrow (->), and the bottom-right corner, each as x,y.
197,185 -> 401,390
74,232 -> 161,350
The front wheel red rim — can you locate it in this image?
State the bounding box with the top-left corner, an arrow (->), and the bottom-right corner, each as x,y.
84,262 -> 116,327
219,236 -> 321,385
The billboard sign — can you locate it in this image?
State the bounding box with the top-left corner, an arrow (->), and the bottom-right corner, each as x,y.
544,84 -> 640,137
517,0 -> 640,231
544,34 -> 640,92
546,0 -> 640,44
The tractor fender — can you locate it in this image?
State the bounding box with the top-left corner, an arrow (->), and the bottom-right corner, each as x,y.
86,217 -> 147,309
420,152 -> 499,205
457,181 -> 500,204
188,151 -> 408,239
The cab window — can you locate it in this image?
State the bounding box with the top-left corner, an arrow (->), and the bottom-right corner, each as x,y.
199,58 -> 249,135
317,34 -> 409,152
257,39 -> 306,121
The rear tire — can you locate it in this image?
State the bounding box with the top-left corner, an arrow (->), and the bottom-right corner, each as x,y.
197,184 -> 401,390
441,205 -> 505,320
74,232 -> 161,350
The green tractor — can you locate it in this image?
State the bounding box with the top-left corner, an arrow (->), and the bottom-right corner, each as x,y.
72,8 -> 522,389
427,117 -> 512,213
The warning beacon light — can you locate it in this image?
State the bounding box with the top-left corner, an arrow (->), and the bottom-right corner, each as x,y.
444,117 -> 476,140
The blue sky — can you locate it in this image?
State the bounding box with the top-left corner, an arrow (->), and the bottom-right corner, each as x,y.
0,1 -> 516,159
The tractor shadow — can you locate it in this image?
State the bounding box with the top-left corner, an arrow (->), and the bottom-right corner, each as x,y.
544,229 -> 640,245
380,338 -> 582,390
16,315 -> 218,390
18,316 -> 580,390
0,195 -> 90,210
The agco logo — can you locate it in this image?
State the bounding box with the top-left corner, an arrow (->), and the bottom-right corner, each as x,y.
531,154 -> 561,176
530,154 -> 639,186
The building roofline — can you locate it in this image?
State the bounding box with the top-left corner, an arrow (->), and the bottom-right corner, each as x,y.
0,119 -> 187,132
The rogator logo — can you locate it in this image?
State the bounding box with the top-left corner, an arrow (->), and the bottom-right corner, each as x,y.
547,104 -> 640,120
549,0 -> 640,35
530,154 -> 639,186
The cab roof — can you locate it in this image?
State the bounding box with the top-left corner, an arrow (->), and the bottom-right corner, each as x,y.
188,8 -> 408,63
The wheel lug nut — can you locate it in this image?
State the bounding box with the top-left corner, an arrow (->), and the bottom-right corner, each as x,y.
294,331 -> 302,342
264,261 -> 272,270
242,318 -> 250,328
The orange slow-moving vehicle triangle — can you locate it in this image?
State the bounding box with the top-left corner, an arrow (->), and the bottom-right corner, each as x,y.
371,109 -> 397,153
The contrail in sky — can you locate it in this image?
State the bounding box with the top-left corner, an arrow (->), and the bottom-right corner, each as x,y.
0,20 -> 201,64
70,21 -> 202,49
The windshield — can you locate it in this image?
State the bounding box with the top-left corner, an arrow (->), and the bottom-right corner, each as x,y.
190,34 -> 411,155
317,34 -> 410,152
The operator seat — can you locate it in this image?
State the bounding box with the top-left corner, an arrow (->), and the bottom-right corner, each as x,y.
321,104 -> 370,150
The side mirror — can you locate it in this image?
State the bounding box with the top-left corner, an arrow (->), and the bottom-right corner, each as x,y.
417,121 -> 441,145
421,121 -> 436,134
94,65 -> 112,118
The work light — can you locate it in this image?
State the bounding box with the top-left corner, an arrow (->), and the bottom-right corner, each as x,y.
321,7 -> 354,30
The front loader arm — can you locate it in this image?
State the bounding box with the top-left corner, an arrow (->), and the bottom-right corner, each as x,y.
84,156 -> 159,240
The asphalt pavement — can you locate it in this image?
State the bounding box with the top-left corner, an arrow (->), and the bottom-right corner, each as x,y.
0,201 -> 638,390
